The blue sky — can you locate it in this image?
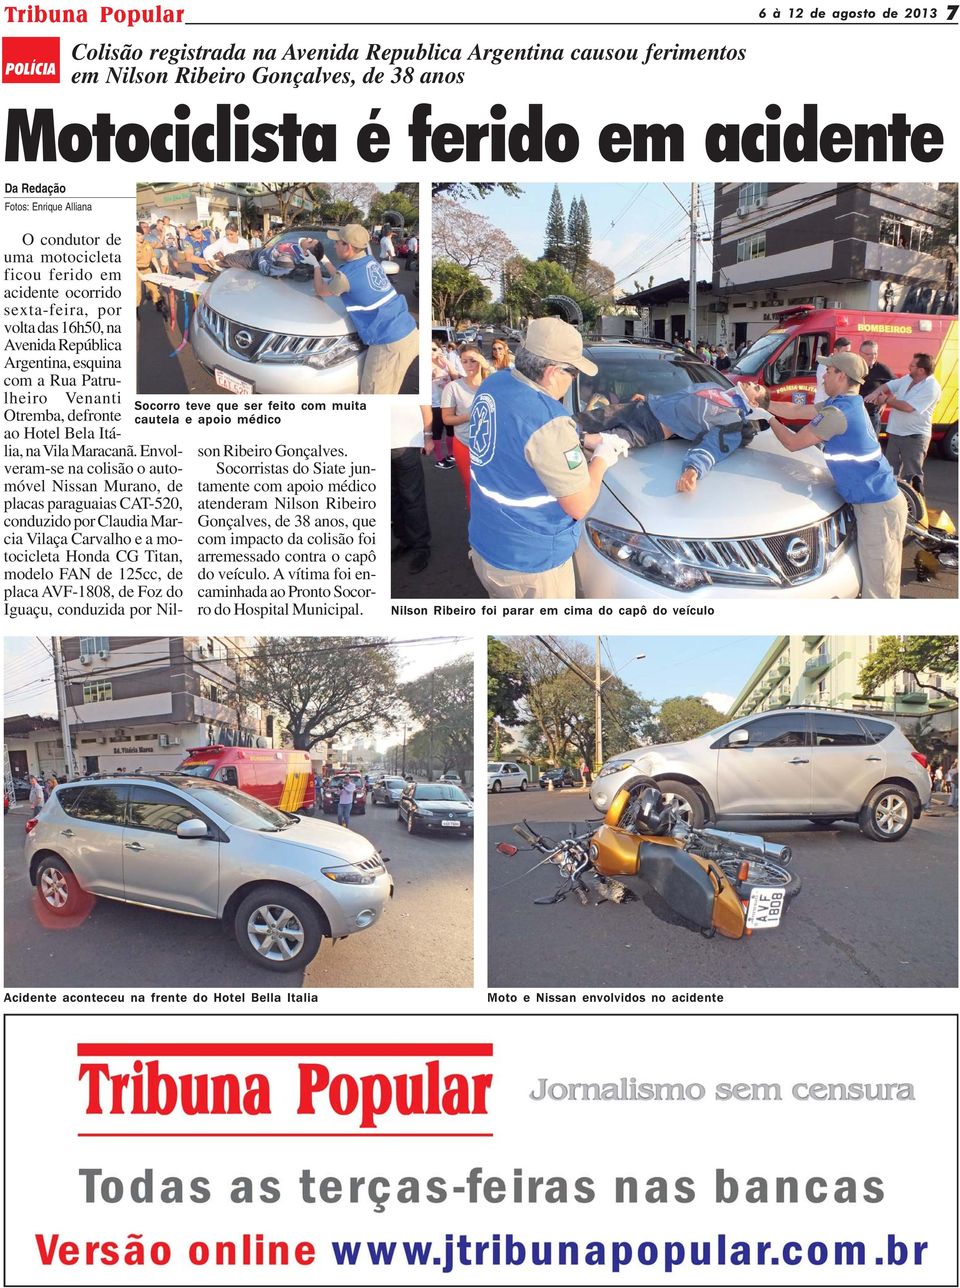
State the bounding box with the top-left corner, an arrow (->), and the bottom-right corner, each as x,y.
448,183 -> 715,295
502,636 -> 777,715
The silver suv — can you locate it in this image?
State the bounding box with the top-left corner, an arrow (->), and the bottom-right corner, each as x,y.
589,707 -> 930,842
25,774 -> 393,971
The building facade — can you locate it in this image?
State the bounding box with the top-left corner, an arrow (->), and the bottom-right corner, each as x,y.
3,715 -> 65,781
61,636 -> 278,774
727,636 -> 957,751
711,181 -> 956,351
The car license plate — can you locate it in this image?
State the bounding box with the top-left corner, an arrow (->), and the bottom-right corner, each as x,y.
745,888 -> 784,929
214,367 -> 255,395
441,820 -> 460,828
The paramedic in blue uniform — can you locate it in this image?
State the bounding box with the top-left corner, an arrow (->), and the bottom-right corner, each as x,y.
304,225 -> 418,396
765,350 -> 907,599
467,317 -> 629,599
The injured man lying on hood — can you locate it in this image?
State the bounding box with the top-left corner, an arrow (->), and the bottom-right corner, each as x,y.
576,381 -> 773,493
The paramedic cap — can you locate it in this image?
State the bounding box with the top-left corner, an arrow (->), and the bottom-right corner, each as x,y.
827,351 -> 868,386
329,224 -> 370,249
523,317 -> 598,377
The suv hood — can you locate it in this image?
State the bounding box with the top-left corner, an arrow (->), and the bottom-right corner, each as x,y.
238,815 -> 379,865
205,271 -> 354,337
597,435 -> 843,540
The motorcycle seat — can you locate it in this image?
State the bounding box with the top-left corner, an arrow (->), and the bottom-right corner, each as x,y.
639,841 -> 718,930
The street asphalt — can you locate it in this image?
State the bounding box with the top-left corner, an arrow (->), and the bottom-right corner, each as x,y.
487,785 -> 958,990
4,798 -> 472,990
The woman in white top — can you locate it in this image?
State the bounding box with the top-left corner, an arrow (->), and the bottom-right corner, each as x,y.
440,345 -> 491,504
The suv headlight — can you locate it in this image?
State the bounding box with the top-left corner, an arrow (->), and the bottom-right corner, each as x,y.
596,756 -> 638,779
321,866 -> 376,885
586,521 -> 711,591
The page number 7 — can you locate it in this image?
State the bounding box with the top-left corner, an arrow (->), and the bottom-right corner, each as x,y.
949,4 -> 958,17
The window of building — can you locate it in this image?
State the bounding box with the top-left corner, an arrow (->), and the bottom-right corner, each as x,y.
879,214 -> 933,254
736,232 -> 766,263
200,678 -> 225,704
82,681 -> 112,704
79,636 -> 109,658
738,182 -> 768,210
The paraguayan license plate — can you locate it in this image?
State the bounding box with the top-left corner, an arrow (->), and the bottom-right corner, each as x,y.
745,887 -> 785,929
214,367 -> 255,395
441,820 -> 461,828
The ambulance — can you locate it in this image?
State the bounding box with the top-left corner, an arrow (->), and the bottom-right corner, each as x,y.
175,745 -> 316,813
728,305 -> 958,459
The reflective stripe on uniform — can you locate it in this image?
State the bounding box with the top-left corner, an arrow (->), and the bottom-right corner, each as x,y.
824,447 -> 882,463
345,290 -> 399,313
471,472 -> 553,508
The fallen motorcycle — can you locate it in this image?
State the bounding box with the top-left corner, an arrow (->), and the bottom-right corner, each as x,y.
496,775 -> 800,938
897,478 -> 958,581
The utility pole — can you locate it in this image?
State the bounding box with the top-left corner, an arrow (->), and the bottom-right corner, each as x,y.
688,182 -> 699,345
51,637 -> 78,778
594,636 -> 603,774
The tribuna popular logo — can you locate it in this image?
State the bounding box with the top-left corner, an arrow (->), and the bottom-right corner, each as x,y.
2,36 -> 59,82
78,1054 -> 494,1130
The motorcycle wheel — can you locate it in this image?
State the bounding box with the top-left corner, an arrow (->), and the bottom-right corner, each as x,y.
716,858 -> 802,904
897,478 -> 927,536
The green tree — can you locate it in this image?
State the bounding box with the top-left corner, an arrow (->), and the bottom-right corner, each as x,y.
859,636 -> 959,700
567,195 -> 592,280
368,188 -> 419,228
543,185 -> 567,264
400,656 -> 473,779
432,260 -> 490,324
508,638 -> 654,769
650,696 -> 726,743
501,256 -> 601,329
488,639 -> 526,745
239,637 -> 399,750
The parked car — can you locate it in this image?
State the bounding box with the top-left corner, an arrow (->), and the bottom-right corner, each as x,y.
192,227 -> 397,396
569,343 -> 861,599
371,776 -> 406,806
397,782 -> 474,836
320,773 -> 367,816
589,706 -> 931,842
488,762 -> 528,793
439,772 -> 462,785
24,774 -> 392,970
539,767 -> 583,789
12,778 -> 31,801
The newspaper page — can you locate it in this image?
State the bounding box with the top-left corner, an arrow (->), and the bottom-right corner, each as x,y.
2,1 -> 958,1284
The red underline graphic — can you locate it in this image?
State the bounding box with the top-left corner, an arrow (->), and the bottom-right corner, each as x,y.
78,1132 -> 494,1138
76,1043 -> 493,1057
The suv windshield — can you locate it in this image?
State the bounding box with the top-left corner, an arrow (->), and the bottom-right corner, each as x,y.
171,778 -> 292,831
576,348 -> 727,412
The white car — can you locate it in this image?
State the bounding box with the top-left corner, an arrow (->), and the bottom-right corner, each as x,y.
488,762 -> 528,793
570,343 -> 861,599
